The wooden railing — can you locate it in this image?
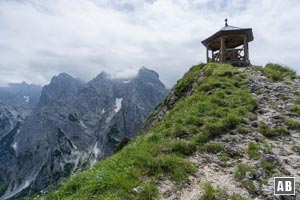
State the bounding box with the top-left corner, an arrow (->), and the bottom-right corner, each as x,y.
211,48 -> 246,62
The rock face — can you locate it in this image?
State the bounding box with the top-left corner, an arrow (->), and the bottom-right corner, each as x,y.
0,82 -> 42,199
0,68 -> 167,200
0,82 -> 42,140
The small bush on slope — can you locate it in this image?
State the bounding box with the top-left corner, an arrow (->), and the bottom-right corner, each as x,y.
264,63 -> 296,81
43,63 -> 256,200
285,118 -> 300,130
247,141 -> 272,160
200,182 -> 247,200
259,122 -> 289,137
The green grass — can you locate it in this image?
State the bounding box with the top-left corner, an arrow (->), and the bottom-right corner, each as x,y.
237,126 -> 251,134
171,140 -> 196,156
247,141 -> 272,159
234,164 -> 255,181
285,118 -> 300,130
294,99 -> 300,105
200,182 -> 228,200
252,66 -> 264,72
43,63 -> 256,200
199,142 -> 243,160
259,122 -> 289,137
136,180 -> 158,200
247,142 -> 261,159
264,63 -> 296,81
234,164 -> 257,194
291,143 -> 300,154
200,182 -> 247,200
174,63 -> 205,97
236,143 -> 276,195
261,160 -> 276,176
291,105 -> 300,115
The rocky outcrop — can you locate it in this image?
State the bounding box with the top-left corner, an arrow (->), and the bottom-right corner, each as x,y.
0,82 -> 42,199
0,82 -> 41,140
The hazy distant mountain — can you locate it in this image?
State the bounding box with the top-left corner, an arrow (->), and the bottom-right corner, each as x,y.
0,68 -> 167,200
0,82 -> 42,140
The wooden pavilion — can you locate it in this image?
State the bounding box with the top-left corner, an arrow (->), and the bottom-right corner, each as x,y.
202,19 -> 254,66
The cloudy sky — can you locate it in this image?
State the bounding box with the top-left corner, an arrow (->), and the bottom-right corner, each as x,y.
0,0 -> 299,87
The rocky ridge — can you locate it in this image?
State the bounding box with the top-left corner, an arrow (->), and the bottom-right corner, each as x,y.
157,66 -> 300,200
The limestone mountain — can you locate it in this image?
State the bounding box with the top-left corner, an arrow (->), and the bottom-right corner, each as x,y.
41,63 -> 300,200
0,68 -> 167,200
0,82 -> 42,140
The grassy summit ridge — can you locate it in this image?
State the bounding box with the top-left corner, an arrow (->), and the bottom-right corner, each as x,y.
43,63 -> 257,200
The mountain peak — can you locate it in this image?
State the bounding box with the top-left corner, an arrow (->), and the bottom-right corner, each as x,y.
53,72 -> 76,81
39,73 -> 83,107
95,71 -> 110,79
135,67 -> 160,83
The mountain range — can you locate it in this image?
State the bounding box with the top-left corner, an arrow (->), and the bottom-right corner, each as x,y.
0,67 -> 167,200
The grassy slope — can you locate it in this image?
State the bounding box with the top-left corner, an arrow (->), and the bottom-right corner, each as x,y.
43,63 -> 257,200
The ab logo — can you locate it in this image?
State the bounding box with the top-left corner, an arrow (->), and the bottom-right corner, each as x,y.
274,177 -> 295,195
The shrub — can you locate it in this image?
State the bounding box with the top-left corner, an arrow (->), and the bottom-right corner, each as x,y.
285,118 -> 300,130
264,63 -> 296,81
270,127 -> 289,137
237,126 -> 251,134
199,142 -> 242,161
200,182 -> 247,200
291,105 -> 300,115
203,121 -> 225,137
172,124 -> 188,138
294,99 -> 300,105
136,181 -> 158,200
262,160 -> 276,176
234,164 -> 257,194
247,142 -> 261,159
200,182 -> 228,200
194,131 -> 210,143
291,143 -> 300,154
259,122 -> 289,137
234,164 -> 255,181
222,114 -> 242,129
252,66 -> 264,71
174,64 -> 205,97
199,142 -> 225,154
171,140 -> 196,156
145,155 -> 196,182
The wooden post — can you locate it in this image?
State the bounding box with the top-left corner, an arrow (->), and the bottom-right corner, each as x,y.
220,36 -> 224,62
246,41 -> 249,61
206,47 -> 209,63
243,35 -> 247,61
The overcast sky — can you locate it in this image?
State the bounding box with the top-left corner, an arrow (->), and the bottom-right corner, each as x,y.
0,0 -> 299,87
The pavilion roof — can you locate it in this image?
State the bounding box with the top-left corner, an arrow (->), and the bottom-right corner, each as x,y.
202,21 -> 254,51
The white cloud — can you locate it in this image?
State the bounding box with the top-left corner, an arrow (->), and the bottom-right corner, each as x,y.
0,0 -> 299,87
